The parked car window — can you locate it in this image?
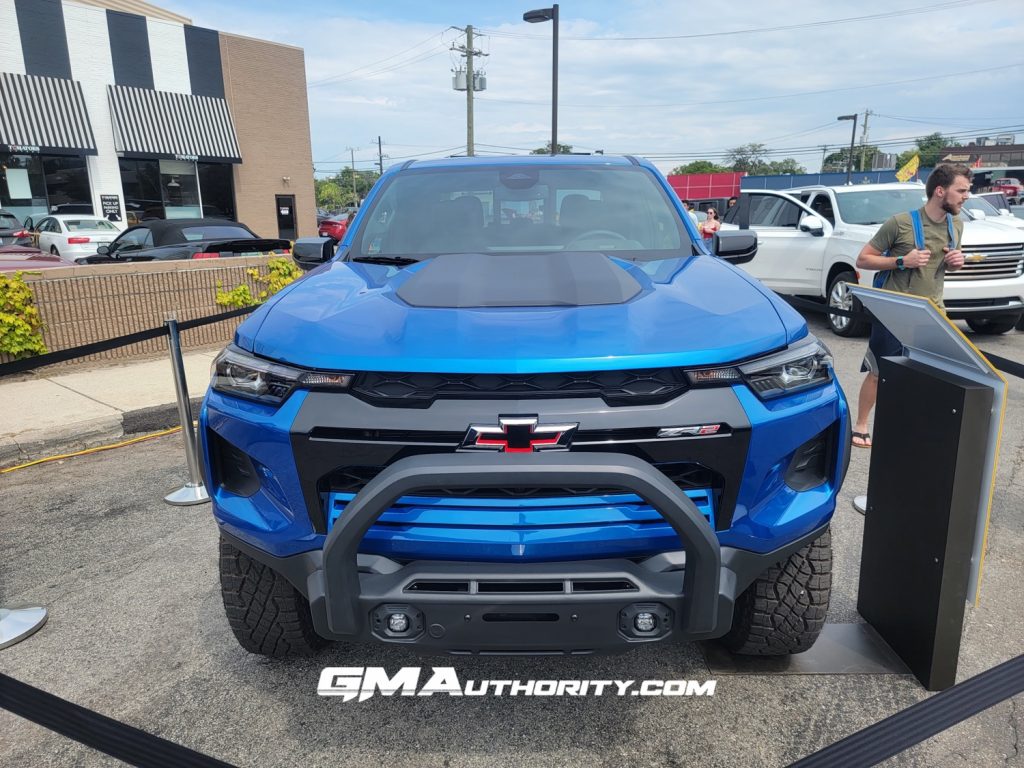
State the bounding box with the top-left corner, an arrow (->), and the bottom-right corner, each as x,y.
833,188 -> 927,225
114,227 -> 154,251
40,218 -> 58,232
0,213 -> 20,228
64,218 -> 118,231
180,225 -> 254,241
808,194 -> 836,225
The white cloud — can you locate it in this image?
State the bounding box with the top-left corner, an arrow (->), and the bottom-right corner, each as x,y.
169,0 -> 1024,174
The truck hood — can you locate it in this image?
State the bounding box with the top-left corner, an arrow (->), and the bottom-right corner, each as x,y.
962,218 -> 1024,243
239,252 -> 802,373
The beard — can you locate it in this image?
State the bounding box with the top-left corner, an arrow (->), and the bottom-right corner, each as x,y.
941,199 -> 962,215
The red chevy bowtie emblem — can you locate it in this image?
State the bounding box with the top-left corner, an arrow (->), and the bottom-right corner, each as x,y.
460,415 -> 578,453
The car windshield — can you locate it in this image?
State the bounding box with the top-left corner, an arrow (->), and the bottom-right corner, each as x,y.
963,196 -> 1001,216
833,188 -> 928,225
180,226 -> 253,241
981,193 -> 1010,211
64,218 -> 118,231
352,165 -> 687,260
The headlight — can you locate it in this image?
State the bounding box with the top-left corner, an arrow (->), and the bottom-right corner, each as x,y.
212,346 -> 353,404
738,336 -> 833,400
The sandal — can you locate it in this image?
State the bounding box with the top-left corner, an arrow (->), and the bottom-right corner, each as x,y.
851,431 -> 872,449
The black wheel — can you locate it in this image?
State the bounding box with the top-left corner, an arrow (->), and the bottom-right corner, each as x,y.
219,537 -> 328,657
966,315 -> 1020,335
826,271 -> 868,337
719,527 -> 832,655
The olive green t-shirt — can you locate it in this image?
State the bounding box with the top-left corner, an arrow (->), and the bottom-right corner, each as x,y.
868,207 -> 963,309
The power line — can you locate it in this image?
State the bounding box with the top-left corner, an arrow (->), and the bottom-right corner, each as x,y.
475,62 -> 1023,110
478,0 -> 991,41
307,30 -> 449,86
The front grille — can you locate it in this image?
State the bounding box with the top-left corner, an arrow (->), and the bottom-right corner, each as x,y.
324,461 -> 719,499
349,368 -> 690,408
945,243 -> 1024,281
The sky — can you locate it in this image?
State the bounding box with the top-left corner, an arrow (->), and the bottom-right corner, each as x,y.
166,0 -> 1024,177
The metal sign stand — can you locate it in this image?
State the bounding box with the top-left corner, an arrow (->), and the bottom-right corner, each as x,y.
163,315 -> 210,506
0,607 -> 48,650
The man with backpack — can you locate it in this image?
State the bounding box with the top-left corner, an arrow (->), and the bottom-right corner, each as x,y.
850,163 -> 971,448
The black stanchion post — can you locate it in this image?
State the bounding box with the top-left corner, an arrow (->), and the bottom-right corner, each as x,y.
163,313 -> 210,506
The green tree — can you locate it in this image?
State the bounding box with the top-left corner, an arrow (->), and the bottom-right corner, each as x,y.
315,180 -> 343,211
896,133 -> 961,169
669,160 -> 728,175
725,143 -> 769,173
531,141 -> 574,155
763,158 -> 807,175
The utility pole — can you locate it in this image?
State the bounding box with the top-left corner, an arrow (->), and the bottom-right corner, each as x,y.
821,145 -> 829,173
377,136 -> 384,175
347,147 -> 357,201
859,109 -> 873,172
451,26 -> 487,157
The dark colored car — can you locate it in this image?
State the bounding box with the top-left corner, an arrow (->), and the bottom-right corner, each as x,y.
0,210 -> 33,247
0,245 -> 74,272
77,219 -> 291,264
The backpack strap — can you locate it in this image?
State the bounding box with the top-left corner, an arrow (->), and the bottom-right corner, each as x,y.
945,212 -> 958,250
909,209 -> 925,250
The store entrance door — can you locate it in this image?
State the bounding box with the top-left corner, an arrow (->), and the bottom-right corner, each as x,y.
276,195 -> 296,239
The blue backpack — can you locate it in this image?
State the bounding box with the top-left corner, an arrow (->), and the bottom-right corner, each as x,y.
873,209 -> 958,288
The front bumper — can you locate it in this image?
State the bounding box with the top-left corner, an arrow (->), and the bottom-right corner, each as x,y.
219,452 -> 829,652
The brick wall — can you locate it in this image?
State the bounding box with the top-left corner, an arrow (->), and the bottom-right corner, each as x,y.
220,33 -> 317,240
2,257 -> 279,368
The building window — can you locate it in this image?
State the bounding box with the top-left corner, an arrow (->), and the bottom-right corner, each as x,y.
198,162 -> 235,220
2,153 -> 91,222
119,158 -> 163,223
160,159 -> 201,218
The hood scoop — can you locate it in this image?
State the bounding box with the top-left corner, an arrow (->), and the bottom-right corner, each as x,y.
395,251 -> 642,308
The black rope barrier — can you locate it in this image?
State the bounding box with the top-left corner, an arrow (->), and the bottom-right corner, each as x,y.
0,305 -> 257,379
788,653 -> 1024,767
0,673 -> 238,767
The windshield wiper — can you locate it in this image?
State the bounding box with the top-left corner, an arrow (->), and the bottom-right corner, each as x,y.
350,255 -> 419,266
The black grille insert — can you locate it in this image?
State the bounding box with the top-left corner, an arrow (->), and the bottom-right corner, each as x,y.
325,461 -> 719,500
350,368 -> 690,408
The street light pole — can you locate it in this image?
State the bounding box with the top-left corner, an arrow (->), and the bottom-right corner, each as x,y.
524,4 -> 559,155
837,114 -> 858,185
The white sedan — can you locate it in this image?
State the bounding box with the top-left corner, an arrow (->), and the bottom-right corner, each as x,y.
34,215 -> 122,259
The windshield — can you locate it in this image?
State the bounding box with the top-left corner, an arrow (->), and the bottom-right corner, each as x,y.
963,197 -> 1000,216
181,226 -> 254,241
834,188 -> 927,225
352,165 -> 687,260
64,218 -> 118,231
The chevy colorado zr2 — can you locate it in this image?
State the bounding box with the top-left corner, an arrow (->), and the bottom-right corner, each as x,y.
201,155 -> 849,657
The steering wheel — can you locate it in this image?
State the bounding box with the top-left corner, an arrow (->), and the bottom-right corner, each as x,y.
566,229 -> 630,247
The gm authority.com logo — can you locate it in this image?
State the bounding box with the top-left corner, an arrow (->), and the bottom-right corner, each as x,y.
318,667 -> 716,702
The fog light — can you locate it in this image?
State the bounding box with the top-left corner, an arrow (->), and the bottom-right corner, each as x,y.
634,612 -> 657,632
388,613 -> 410,633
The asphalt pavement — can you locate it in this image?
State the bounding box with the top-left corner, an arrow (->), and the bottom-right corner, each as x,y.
0,312 -> 1022,767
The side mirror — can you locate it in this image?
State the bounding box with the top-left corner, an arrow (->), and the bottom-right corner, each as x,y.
799,215 -> 825,236
292,236 -> 335,271
712,231 -> 757,264
970,209 -> 985,220
96,244 -> 110,256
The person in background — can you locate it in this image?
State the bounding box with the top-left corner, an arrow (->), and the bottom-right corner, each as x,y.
727,196 -> 738,209
682,201 -> 699,227
699,207 -> 721,240
850,163 -> 970,449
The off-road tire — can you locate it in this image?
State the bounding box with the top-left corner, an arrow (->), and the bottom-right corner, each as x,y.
719,527 -> 832,655
966,315 -> 1020,335
219,538 -> 328,657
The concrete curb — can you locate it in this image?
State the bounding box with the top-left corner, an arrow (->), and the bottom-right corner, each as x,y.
0,398 -> 203,469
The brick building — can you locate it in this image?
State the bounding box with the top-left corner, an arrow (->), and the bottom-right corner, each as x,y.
0,0 -> 316,239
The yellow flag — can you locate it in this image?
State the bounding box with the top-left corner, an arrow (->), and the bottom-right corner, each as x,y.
895,154 -> 920,182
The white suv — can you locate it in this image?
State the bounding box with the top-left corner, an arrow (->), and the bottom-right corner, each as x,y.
722,183 -> 1024,336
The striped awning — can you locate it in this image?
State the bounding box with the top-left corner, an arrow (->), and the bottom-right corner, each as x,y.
107,85 -> 241,163
0,73 -> 97,156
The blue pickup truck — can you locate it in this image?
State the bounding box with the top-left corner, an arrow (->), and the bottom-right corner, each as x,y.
200,155 -> 849,657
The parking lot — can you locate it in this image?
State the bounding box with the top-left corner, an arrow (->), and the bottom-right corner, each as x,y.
1,312 -> 1022,768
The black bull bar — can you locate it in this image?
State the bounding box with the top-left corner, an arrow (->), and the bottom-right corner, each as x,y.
309,452 -> 723,639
